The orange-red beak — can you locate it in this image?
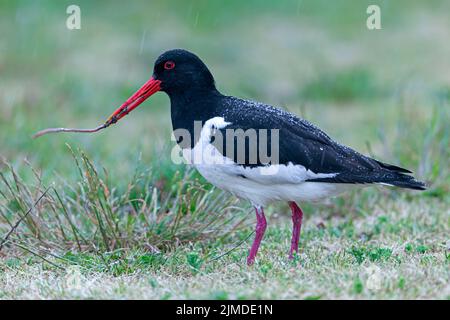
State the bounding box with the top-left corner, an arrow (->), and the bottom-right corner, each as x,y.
105,77 -> 161,126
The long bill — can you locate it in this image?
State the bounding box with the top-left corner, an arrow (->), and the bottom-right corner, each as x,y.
32,77 -> 162,139
105,77 -> 162,126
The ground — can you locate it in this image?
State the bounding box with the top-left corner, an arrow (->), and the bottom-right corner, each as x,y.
1,197 -> 448,299
0,1 -> 449,299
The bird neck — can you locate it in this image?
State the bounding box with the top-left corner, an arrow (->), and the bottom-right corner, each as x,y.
167,85 -> 220,104
169,89 -> 223,147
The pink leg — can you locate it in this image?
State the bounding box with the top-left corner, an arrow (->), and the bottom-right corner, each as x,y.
247,206 -> 267,266
288,201 -> 304,259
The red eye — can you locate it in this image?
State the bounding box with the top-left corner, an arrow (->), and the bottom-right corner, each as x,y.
164,61 -> 175,70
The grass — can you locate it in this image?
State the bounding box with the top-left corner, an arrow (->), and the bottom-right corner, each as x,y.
0,148 -> 250,256
1,0 -> 449,299
0,195 -> 448,299
301,67 -> 382,102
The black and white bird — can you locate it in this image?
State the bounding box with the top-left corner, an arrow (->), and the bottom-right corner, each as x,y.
106,49 -> 426,265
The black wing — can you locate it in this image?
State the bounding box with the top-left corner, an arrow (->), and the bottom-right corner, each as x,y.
214,96 -> 425,190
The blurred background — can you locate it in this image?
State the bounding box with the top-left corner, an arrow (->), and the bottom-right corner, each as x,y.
1,1 -> 449,299
0,0 -> 449,188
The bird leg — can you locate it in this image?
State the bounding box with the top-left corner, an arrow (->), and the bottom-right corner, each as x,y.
247,206 -> 267,266
288,201 -> 304,259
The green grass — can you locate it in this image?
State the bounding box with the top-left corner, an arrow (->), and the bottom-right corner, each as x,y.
0,149 -> 250,255
1,0 -> 449,299
0,194 -> 447,299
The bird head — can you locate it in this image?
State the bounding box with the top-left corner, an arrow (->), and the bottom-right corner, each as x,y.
105,49 -> 215,125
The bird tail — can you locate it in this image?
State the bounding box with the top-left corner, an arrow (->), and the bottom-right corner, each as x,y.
375,161 -> 426,190
380,173 -> 427,190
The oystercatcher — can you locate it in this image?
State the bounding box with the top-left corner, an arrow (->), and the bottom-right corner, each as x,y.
106,49 -> 426,265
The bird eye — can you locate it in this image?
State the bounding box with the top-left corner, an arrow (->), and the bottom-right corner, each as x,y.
164,61 -> 175,70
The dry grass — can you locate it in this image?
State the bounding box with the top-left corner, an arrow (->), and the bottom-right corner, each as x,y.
0,148 -> 250,259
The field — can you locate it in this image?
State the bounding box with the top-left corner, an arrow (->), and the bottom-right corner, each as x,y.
0,0 -> 449,299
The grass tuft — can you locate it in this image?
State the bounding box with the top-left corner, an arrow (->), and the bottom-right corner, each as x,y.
0,147 -> 249,268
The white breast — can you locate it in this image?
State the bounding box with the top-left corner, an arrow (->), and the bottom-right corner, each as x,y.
180,117 -> 353,206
